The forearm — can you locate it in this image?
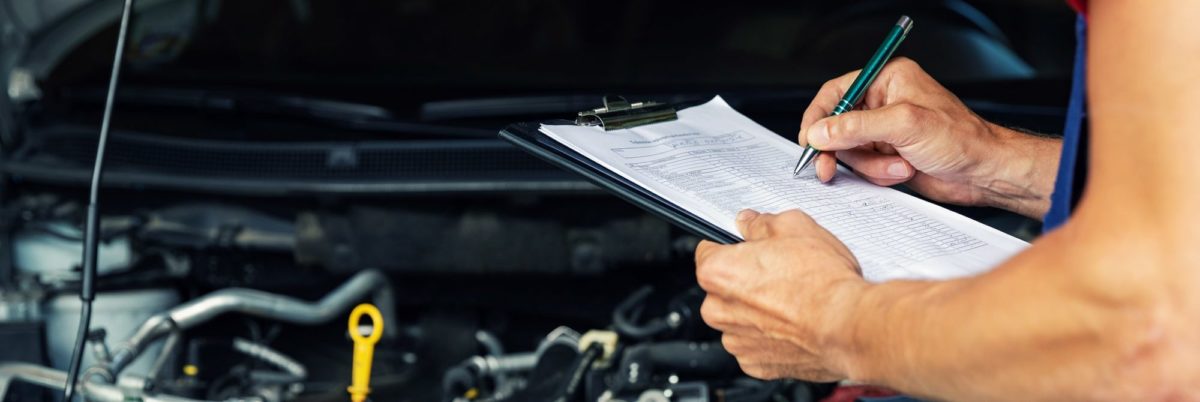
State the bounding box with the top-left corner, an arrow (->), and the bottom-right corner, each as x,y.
974,124 -> 1062,219
827,209 -> 1192,400
817,0 -> 1200,397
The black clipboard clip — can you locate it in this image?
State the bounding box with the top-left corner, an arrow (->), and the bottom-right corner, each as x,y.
575,95 -> 678,131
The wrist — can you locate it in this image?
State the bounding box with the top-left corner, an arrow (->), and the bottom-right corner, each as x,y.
974,123 -> 1062,218
819,278 -> 872,381
827,280 -> 942,386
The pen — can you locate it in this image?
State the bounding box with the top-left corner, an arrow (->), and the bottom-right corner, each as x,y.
793,15 -> 914,176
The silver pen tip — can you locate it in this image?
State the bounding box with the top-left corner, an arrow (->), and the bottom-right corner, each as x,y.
794,147 -> 819,176
793,158 -> 814,177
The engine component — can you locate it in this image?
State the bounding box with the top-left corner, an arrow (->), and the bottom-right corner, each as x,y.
347,303 -> 384,402
45,288 -> 180,378
96,269 -> 395,380
231,338 -> 307,382
612,286 -> 714,341
0,286 -> 43,322
63,0 -> 136,397
0,269 -> 393,401
139,203 -> 296,250
577,329 -> 620,367
440,285 -> 835,402
223,338 -> 308,400
443,327 -> 581,402
13,221 -> 134,284
0,362 -> 214,402
612,342 -> 739,394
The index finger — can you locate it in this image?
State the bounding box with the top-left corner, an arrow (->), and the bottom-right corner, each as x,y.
799,70 -> 859,146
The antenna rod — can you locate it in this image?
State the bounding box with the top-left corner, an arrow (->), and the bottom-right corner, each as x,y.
64,0 -> 134,399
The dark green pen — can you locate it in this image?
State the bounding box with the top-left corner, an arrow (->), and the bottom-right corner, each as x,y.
793,15 -> 913,176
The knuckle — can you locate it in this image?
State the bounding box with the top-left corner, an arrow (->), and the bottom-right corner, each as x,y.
753,214 -> 777,236
818,79 -> 838,94
830,114 -> 856,140
780,209 -> 814,226
893,56 -> 919,70
695,273 -> 712,292
768,215 -> 790,236
695,259 -> 715,289
695,250 -> 732,294
893,103 -> 924,129
720,333 -> 740,354
695,262 -> 718,292
700,298 -> 722,327
694,241 -> 714,266
818,78 -> 845,100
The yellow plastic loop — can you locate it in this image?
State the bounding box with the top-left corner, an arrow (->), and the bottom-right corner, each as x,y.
347,303 -> 384,402
348,303 -> 384,344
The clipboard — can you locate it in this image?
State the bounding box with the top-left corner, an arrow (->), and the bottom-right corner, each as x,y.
499,96 -> 741,244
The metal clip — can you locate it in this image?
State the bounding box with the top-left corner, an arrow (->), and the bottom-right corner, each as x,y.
576,95 -> 677,131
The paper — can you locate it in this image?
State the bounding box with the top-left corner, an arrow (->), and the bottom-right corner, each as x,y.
540,96 -> 1027,282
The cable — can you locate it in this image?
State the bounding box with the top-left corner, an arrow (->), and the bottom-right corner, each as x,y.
62,304 -> 91,400
231,337 -> 307,381
612,286 -> 671,340
63,0 -> 134,399
554,343 -> 603,402
145,329 -> 182,386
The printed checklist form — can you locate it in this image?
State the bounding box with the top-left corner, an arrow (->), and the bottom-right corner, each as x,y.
539,96 -> 1027,282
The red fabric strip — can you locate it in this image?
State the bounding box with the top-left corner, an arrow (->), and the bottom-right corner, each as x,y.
1066,0 -> 1088,16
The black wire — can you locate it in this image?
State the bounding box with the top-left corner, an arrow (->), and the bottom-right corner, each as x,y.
63,0 -> 134,399
554,344 -> 603,402
612,286 -> 671,340
62,303 -> 91,399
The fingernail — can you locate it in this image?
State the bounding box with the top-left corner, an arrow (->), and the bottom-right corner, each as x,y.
808,122 -> 829,148
887,162 -> 909,178
736,209 -> 759,222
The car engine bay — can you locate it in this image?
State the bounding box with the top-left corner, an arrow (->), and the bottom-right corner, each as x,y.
0,1 -> 1074,401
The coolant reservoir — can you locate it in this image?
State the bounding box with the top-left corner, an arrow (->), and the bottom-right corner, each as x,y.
44,289 -> 179,376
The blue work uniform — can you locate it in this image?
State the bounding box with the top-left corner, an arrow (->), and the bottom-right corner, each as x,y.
1044,15 -> 1089,231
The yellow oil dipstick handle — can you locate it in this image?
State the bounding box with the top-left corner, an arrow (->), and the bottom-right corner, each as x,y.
347,304 -> 384,402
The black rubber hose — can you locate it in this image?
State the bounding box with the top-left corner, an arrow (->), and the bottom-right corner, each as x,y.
442,364 -> 479,402
62,303 -> 92,399
553,343 -> 603,402
613,341 -> 740,393
612,286 -> 671,340
640,341 -> 738,373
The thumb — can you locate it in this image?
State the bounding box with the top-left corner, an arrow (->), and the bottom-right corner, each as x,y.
734,209 -> 763,240
805,103 -> 922,151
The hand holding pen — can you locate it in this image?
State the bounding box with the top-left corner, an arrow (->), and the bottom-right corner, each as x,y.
794,16 -> 914,176
795,21 -> 1061,219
